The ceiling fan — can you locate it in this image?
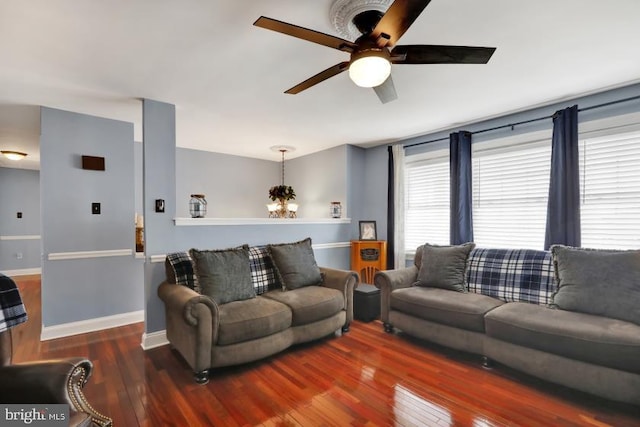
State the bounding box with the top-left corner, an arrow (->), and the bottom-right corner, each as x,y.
254,0 -> 496,103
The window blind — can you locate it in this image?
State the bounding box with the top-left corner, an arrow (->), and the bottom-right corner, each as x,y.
580,131 -> 640,249
403,128 -> 640,254
472,141 -> 551,249
404,152 -> 450,251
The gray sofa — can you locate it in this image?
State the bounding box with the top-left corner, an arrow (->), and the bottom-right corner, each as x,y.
158,240 -> 357,384
375,244 -> 640,405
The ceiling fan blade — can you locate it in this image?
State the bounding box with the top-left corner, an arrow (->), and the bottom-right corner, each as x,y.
391,45 -> 496,64
285,62 -> 350,94
254,16 -> 358,53
371,0 -> 433,47
373,75 -> 398,104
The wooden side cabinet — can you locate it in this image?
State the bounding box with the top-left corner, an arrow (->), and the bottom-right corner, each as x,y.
350,240 -> 387,284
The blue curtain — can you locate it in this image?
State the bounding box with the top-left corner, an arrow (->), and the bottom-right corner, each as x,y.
386,145 -> 395,269
450,131 -> 474,245
544,105 -> 581,249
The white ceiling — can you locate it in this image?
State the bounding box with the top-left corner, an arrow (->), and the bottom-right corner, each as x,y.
1,0 -> 640,167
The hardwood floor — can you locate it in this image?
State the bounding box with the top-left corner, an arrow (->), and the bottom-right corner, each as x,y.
10,275 -> 640,426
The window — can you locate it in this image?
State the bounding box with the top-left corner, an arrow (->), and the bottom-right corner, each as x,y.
404,139 -> 552,251
580,131 -> 640,249
403,125 -> 640,253
472,140 -> 551,249
404,150 -> 449,251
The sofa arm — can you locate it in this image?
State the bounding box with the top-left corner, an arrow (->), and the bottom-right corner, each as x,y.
158,282 -> 217,376
374,266 -> 418,324
320,267 -> 358,329
0,358 -> 112,426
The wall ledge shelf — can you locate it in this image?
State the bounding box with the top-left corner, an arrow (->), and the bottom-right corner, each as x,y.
174,217 -> 351,226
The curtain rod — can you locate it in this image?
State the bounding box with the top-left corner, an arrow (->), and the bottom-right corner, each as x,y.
403,94 -> 640,149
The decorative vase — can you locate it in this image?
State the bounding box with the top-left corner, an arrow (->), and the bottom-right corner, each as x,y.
330,201 -> 342,218
189,194 -> 207,218
277,198 -> 288,218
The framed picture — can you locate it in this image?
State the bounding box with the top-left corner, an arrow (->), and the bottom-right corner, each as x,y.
359,220 -> 377,241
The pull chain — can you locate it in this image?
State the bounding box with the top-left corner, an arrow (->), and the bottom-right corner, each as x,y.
281,149 -> 286,186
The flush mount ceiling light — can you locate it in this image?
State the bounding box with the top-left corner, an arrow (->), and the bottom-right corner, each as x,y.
1,150 -> 27,161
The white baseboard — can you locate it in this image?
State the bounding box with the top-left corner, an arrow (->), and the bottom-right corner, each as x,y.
41,310 -> 144,341
0,235 -> 41,241
149,255 -> 166,263
2,268 -> 41,276
313,241 -> 351,250
141,330 -> 169,350
47,248 -> 133,261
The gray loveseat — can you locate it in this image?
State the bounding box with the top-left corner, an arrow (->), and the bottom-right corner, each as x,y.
159,239 -> 357,384
375,244 -> 640,405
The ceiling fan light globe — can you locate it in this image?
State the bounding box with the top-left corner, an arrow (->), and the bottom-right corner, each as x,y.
349,56 -> 391,88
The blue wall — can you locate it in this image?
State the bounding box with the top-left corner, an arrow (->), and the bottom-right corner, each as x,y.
362,145 -> 389,241
287,145 -> 349,219
346,145 -> 366,240
175,144 -> 353,220
405,83 -> 640,157
175,147 -> 279,218
0,167 -> 41,273
40,107 -> 143,327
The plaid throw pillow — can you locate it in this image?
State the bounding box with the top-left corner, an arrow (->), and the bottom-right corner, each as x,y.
0,274 -> 28,333
166,252 -> 200,293
467,248 -> 556,305
249,246 -> 280,294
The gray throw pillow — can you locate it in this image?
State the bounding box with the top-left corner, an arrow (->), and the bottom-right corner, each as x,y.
189,245 -> 255,305
551,245 -> 640,325
415,242 -> 476,292
268,238 -> 322,290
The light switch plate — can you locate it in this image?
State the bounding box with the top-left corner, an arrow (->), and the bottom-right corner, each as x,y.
92,202 -> 101,214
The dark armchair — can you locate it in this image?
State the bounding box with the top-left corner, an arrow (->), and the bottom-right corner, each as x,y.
0,274 -> 112,427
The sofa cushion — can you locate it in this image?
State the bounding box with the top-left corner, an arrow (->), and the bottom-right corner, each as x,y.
165,252 -> 199,292
390,287 -> 504,332
268,238 -> 322,290
248,246 -> 281,295
467,248 -> 556,305
551,246 -> 640,325
262,286 -> 344,326
190,246 -> 255,305
485,302 -> 640,374
217,297 -> 292,346
167,247 -> 281,296
414,243 -> 475,292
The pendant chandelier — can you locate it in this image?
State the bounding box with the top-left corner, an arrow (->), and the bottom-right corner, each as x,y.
267,146 -> 298,218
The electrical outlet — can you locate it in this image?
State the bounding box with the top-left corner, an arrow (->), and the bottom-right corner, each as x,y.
16,252 -> 23,259
92,202 -> 101,214
17,212 -> 22,219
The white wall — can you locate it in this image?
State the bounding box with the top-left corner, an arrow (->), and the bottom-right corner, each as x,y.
175,148 -> 279,218
287,145 -> 348,218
